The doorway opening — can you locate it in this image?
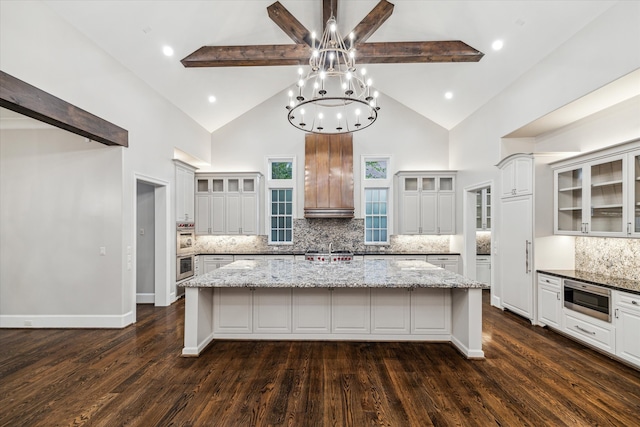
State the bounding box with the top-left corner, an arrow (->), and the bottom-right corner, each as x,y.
134,175 -> 170,310
463,181 -> 495,305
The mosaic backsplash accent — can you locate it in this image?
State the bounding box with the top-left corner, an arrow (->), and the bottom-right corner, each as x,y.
476,231 -> 491,255
195,219 -> 451,254
575,237 -> 640,281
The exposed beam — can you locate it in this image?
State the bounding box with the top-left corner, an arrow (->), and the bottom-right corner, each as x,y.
323,0 -> 338,27
181,44 -> 311,67
0,71 -> 128,147
267,1 -> 312,46
350,0 -> 394,45
181,40 -> 483,67
355,41 -> 484,63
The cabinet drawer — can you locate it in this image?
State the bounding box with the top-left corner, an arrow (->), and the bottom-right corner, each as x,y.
616,291 -> 640,312
564,312 -> 614,352
537,274 -> 561,288
427,255 -> 458,262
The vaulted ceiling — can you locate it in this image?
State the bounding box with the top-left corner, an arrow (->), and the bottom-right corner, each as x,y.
42,1 -> 619,133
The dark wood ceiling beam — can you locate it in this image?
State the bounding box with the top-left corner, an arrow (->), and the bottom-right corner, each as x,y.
323,0 -> 338,27
181,44 -> 312,67
0,71 -> 128,147
267,1 -> 312,46
350,0 -> 394,45
355,41 -> 484,63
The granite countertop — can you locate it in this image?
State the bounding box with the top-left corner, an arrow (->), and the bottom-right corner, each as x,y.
195,252 -> 460,256
537,269 -> 640,295
183,259 -> 486,289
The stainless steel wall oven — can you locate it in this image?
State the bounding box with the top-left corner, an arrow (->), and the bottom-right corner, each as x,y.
176,222 -> 195,281
563,279 -> 611,322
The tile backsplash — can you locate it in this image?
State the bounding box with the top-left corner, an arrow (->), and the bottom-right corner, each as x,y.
476,231 -> 491,255
195,218 -> 451,254
575,237 -> 640,281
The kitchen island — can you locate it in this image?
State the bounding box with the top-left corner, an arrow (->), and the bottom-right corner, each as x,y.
180,259 -> 487,358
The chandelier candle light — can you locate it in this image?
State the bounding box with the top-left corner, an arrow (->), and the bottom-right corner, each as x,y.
286,16 -> 380,134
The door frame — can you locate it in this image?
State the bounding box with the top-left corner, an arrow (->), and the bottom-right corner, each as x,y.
463,181 -> 495,304
133,173 -> 171,310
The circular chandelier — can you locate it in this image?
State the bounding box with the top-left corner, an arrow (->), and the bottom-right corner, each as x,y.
286,17 -> 380,134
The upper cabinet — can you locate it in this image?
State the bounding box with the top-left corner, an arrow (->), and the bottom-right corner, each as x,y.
552,141 -> 640,237
476,188 -> 491,230
174,160 -> 197,222
499,154 -> 533,198
195,172 -> 263,235
395,171 -> 456,235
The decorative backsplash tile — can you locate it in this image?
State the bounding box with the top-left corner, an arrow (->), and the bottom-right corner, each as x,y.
195,218 -> 451,254
575,237 -> 640,281
476,231 -> 491,255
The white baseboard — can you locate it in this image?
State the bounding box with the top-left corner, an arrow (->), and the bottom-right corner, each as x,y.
136,293 -> 155,304
0,311 -> 134,329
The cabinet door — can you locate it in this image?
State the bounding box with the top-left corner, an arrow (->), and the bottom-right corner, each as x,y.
253,289 -> 292,333
400,192 -> 420,234
588,156 -> 626,235
292,289 -> 331,333
211,194 -> 225,234
555,166 -> 585,235
631,151 -> 640,236
514,157 -> 533,196
616,306 -> 640,367
411,288 -> 451,334
214,288 -> 252,333
501,160 -> 515,198
476,260 -> 491,285
538,283 -> 561,328
437,192 -> 455,234
195,195 -> 211,235
332,288 -> 371,333
500,196 -> 533,319
176,167 -> 187,221
241,193 -> 258,235
420,193 -> 437,234
226,194 -> 241,234
371,288 -> 411,334
184,171 -> 195,222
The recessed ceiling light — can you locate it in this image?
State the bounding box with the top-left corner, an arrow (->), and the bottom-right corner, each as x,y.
492,40 -> 504,51
208,95 -> 216,103
444,92 -> 453,100
162,46 -> 174,57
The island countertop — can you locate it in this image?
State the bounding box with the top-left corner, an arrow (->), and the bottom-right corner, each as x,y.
181,259 -> 486,289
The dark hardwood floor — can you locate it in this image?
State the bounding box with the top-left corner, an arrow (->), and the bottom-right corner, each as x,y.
1,291 -> 639,426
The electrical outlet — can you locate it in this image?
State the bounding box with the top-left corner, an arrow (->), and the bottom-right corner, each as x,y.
99,247 -> 106,256
139,228 -> 145,235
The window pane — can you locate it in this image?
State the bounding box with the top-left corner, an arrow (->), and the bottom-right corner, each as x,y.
285,217 -> 292,228
272,161 -> 293,180
271,217 -> 277,228
272,203 -> 278,214
285,189 -> 292,202
365,160 -> 387,179
364,188 -> 388,244
285,230 -> 292,241
286,203 -> 292,215
380,203 -> 387,215
373,203 -> 379,214
366,230 -> 372,241
269,187 -> 293,244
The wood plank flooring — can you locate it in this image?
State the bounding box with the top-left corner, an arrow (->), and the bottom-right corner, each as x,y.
1,291 -> 639,426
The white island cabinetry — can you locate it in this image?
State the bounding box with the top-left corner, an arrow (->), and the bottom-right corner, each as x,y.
615,290 -> 640,367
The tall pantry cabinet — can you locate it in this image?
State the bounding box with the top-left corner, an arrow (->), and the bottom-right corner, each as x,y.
496,153 -> 557,322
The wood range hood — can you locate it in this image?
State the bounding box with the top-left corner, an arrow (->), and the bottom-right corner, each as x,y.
304,133 -> 354,218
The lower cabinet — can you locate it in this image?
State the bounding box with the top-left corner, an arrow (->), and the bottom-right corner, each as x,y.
427,255 -> 460,274
332,288 -> 371,333
615,291 -> 640,367
212,287 -> 455,338
476,256 -> 491,286
563,310 -> 614,353
371,288 -> 411,334
537,274 -> 562,329
201,255 -> 234,274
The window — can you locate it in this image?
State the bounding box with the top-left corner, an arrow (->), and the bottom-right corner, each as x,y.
267,157 -> 295,244
365,188 -> 388,243
270,189 -> 293,243
362,156 -> 391,244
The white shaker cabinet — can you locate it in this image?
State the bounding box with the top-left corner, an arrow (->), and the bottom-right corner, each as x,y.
174,160 -> 196,222
331,288 -> 371,333
476,256 -> 491,286
614,291 -> 640,367
371,288 -> 411,334
195,173 -> 263,235
427,255 -> 460,274
253,288 -> 292,333
214,288 -> 253,333
411,288 -> 451,335
476,188 -> 491,230
500,154 -> 533,198
201,255 -> 234,274
395,172 -> 456,235
537,274 -> 562,329
292,289 -> 331,333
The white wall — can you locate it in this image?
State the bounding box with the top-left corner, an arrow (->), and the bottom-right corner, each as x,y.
0,1 -> 211,326
210,89 -> 450,218
0,128 -> 124,324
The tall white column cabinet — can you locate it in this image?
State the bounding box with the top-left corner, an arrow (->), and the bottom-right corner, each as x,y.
174,160 -> 197,222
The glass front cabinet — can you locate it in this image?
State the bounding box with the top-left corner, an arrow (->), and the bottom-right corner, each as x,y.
553,144 -> 640,237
